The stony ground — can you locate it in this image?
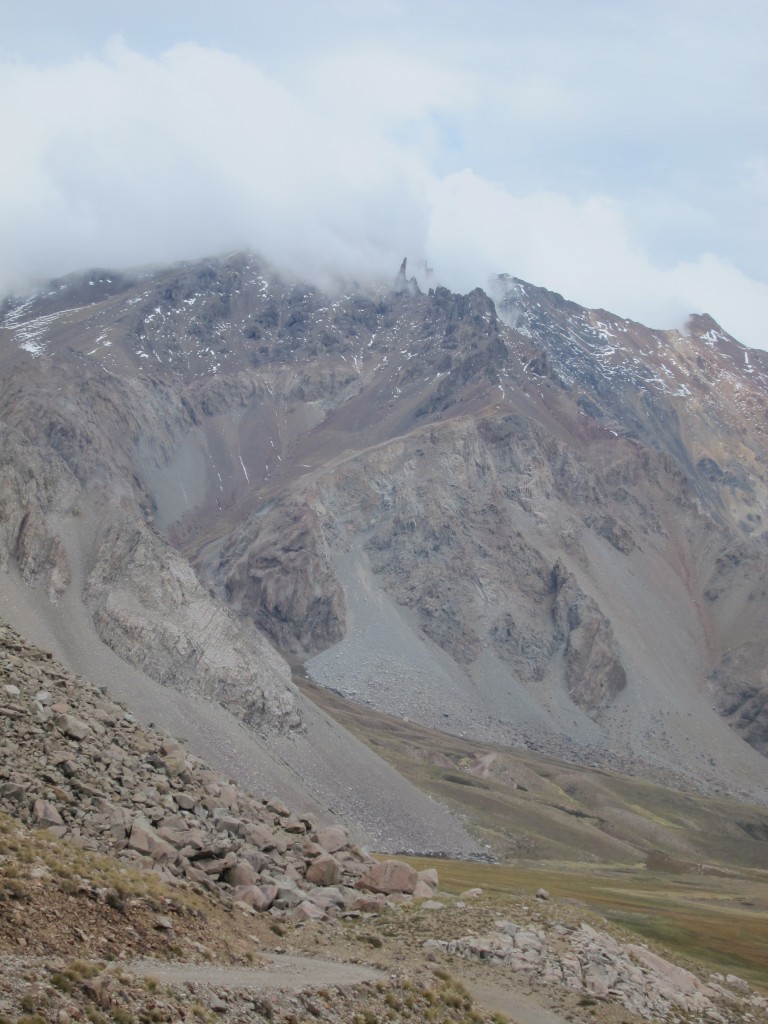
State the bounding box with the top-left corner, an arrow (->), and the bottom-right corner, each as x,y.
2,620 -> 767,1024
2,824 -> 767,1024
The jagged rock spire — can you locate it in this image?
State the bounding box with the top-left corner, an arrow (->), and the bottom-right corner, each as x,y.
395,257 -> 408,291
394,256 -> 420,295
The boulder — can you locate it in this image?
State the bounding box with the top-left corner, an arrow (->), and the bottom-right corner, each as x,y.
223,860 -> 260,887
0,781 -> 28,802
56,713 -> 90,741
216,814 -> 246,837
33,799 -> 64,826
128,817 -> 176,860
305,854 -> 341,887
243,823 -> 275,849
417,867 -> 439,891
316,825 -> 347,853
627,945 -> 702,994
357,859 -> 417,895
156,826 -> 192,849
162,752 -> 188,778
290,900 -> 326,922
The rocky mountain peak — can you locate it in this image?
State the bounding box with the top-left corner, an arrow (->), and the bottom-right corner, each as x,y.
2,250 -> 768,813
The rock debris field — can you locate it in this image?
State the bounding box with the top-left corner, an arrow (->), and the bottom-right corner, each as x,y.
1,618 -> 767,1024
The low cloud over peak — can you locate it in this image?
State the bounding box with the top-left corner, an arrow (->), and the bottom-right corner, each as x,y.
1,4 -> 766,348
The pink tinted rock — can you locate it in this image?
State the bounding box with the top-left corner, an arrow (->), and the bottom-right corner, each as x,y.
128,817 -> 176,860
305,854 -> 341,887
235,884 -> 278,911
290,900 -> 326,922
417,868 -> 439,891
223,860 -> 259,887
357,859 -> 418,895
316,825 -> 348,853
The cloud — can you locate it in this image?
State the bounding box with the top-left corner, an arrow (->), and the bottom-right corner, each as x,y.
428,170 -> 768,346
0,35 -> 765,349
0,42 -> 432,291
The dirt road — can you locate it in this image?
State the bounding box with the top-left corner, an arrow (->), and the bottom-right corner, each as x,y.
127,953 -> 384,991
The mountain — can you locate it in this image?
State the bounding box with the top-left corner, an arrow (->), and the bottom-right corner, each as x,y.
1,251 -> 767,829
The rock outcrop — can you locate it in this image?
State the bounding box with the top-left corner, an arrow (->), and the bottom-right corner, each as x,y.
219,500 -> 346,655
550,561 -> 627,710
424,918 -> 768,1022
0,423 -> 81,599
84,513 -> 300,731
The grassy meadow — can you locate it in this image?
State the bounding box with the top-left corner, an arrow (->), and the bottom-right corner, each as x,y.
296,674 -> 768,987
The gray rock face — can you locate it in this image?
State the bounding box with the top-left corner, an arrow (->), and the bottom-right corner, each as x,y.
0,423 -> 80,600
550,562 -> 627,710
2,251 -> 768,804
84,513 -> 299,732
220,501 -> 346,655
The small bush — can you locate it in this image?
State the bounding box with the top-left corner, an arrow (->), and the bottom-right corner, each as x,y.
106,889 -> 126,912
68,959 -> 102,979
2,878 -> 25,899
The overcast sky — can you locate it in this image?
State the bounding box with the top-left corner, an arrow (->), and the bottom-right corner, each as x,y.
1,0 -> 766,346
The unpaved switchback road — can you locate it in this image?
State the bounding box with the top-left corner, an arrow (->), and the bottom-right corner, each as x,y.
128,956 -> 570,1024
127,953 -> 384,991
463,977 -> 571,1024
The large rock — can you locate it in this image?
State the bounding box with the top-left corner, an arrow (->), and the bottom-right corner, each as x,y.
305,854 -> 341,887
290,900 -> 327,922
56,713 -> 91,741
223,860 -> 259,887
234,884 -> 278,911
357,859 -> 417,895
128,817 -> 176,860
33,799 -> 64,826
316,825 -> 348,853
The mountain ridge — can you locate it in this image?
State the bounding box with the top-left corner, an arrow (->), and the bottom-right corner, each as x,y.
1,251 -> 767,832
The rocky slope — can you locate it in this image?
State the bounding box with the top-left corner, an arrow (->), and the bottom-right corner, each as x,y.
1,253 -> 768,813
0,619 -> 447,915
2,624 -> 767,1024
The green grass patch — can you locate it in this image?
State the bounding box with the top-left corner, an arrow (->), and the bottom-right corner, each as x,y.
400,855 -> 768,989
